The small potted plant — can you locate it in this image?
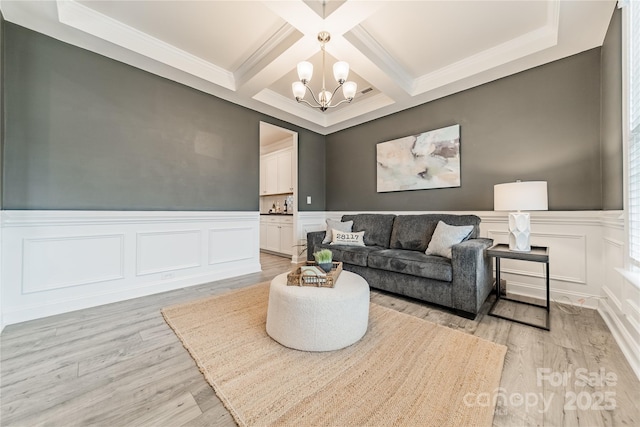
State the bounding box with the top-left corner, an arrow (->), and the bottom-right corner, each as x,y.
313,249 -> 333,273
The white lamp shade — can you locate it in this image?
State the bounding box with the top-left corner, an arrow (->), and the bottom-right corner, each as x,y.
333,61 -> 349,82
494,181 -> 548,211
342,81 -> 357,100
319,90 -> 332,105
292,82 -> 306,99
297,61 -> 313,82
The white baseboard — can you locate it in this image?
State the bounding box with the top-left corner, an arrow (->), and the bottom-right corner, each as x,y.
597,299 -> 640,381
505,280 -> 601,309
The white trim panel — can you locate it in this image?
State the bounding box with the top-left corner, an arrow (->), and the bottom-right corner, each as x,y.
209,227 -> 255,265
136,230 -> 201,276
1,211 -> 260,328
23,234 -> 125,293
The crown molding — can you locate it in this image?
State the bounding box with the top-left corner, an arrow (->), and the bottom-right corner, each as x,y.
323,93 -> 395,127
412,0 -> 560,96
233,23 -> 299,88
55,0 -> 236,90
345,25 -> 413,95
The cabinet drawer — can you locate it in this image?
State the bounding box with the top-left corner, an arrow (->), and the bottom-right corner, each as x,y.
279,216 -> 293,224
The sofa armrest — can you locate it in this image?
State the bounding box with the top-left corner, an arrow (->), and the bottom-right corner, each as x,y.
306,231 -> 326,261
451,238 -> 494,316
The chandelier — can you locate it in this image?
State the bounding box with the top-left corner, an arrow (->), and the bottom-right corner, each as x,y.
291,31 -> 357,112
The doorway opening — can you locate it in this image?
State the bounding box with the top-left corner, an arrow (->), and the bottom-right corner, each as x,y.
259,122 -> 298,262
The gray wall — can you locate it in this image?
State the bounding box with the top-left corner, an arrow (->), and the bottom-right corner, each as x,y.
325,48 -> 603,211
2,23 -> 325,211
601,8 -> 623,210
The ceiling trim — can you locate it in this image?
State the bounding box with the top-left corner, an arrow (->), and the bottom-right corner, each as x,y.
411,0 -> 561,96
0,0 -> 613,136
254,88 -> 328,126
55,0 -> 236,90
322,93 -> 395,127
346,25 -> 413,95
254,88 -> 395,128
233,23 -> 299,88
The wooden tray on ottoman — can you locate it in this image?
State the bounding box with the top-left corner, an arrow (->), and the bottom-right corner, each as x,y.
287,262 -> 343,288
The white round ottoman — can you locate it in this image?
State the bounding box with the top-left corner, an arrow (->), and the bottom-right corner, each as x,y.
266,270 -> 370,352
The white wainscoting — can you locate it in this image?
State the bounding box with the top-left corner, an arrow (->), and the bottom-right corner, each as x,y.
293,212 -> 329,264
0,211 -> 261,329
598,211 -> 640,379
480,211 -> 605,308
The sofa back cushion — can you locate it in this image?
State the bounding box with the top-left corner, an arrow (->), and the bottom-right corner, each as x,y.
390,214 -> 481,252
341,214 -> 396,248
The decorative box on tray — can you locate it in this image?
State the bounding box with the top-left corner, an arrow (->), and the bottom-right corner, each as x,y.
286,261 -> 343,288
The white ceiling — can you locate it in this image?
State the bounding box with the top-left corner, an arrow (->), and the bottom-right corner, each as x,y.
0,0 -> 616,135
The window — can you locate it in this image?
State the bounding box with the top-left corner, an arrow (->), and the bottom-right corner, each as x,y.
625,0 -> 640,269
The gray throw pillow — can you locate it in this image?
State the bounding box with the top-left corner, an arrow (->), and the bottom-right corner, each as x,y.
322,219 -> 354,244
425,221 -> 474,258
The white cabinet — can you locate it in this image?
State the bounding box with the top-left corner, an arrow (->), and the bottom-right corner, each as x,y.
260,216 -> 293,255
277,149 -> 293,194
260,148 -> 293,195
280,221 -> 293,255
264,155 -> 279,195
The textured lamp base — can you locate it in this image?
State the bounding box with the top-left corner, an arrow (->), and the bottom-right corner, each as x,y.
508,212 -> 531,252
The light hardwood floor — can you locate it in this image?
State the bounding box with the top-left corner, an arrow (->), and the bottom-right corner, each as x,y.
1,253 -> 638,426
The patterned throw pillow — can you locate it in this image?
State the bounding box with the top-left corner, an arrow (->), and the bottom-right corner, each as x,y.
322,219 -> 354,244
425,221 -> 474,258
331,230 -> 366,246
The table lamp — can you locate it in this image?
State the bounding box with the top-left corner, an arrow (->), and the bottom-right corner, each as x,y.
494,181 -> 548,252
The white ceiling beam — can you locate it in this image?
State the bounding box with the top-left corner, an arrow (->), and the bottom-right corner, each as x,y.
56,0 -> 236,90
326,33 -> 411,104
233,23 -> 301,89
262,0 -> 324,36
235,34 -> 320,97
343,25 -> 413,95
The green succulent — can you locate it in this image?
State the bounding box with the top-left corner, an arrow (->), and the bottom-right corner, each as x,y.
313,249 -> 333,264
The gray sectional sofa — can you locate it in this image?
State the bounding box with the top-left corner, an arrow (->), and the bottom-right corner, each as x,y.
307,213 -> 494,319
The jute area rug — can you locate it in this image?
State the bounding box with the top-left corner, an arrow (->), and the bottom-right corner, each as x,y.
162,282 -> 507,427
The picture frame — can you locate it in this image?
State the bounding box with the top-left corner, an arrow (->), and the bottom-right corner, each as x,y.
376,124 -> 460,193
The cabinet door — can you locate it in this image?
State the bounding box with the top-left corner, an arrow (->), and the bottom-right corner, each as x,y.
259,158 -> 268,195
277,149 -> 293,193
265,155 -> 279,195
265,222 -> 281,252
280,222 -> 293,255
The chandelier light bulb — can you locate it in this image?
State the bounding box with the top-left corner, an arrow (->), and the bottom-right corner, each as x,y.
297,61 -> 313,83
333,61 -> 349,83
292,82 -> 306,100
342,81 -> 357,100
319,90 -> 332,105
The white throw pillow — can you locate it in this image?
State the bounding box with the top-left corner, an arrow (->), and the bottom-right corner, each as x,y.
331,229 -> 365,246
425,221 -> 474,258
322,219 -> 353,244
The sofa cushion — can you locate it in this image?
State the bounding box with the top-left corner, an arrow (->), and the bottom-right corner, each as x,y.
330,230 -> 365,246
425,221 -> 474,258
314,243 -> 384,267
368,249 -> 453,282
390,214 -> 481,252
342,214 -> 396,248
322,219 -> 353,244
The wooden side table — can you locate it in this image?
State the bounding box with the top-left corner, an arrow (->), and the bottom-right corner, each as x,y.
487,243 -> 550,330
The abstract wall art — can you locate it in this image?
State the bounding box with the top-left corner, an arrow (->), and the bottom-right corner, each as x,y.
376,124 -> 461,193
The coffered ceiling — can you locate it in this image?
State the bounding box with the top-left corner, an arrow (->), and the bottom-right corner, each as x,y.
0,0 -> 616,134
